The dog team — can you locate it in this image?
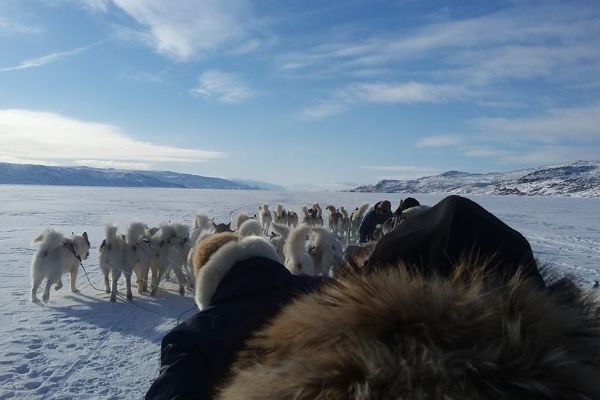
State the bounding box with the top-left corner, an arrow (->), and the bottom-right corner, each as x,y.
29,201 -> 394,303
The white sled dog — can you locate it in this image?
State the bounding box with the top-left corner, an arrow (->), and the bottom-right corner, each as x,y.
258,204 -> 272,235
30,229 -> 90,303
350,203 -> 369,238
98,224 -> 126,301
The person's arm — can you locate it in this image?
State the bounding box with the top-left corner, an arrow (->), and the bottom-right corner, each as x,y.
358,212 -> 373,243
146,330 -> 214,400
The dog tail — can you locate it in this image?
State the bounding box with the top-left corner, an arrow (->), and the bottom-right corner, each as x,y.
284,225 -> 312,262
171,222 -> 190,239
271,222 -> 290,239
193,213 -> 212,231
104,224 -> 118,242
232,212 -> 251,231
32,229 -> 64,250
238,219 -> 262,238
127,222 -> 147,246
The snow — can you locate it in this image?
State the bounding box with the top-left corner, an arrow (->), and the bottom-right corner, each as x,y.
1,185 -> 599,399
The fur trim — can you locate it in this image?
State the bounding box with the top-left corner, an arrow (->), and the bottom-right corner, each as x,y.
192,233 -> 239,278
195,236 -> 280,310
219,265 -> 600,399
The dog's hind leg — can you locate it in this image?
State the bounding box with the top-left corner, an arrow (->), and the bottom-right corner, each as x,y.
150,266 -> 165,296
110,269 -> 121,302
31,271 -> 44,303
103,268 -> 111,293
69,265 -> 79,293
42,279 -> 53,303
124,271 -> 133,300
171,265 -> 186,296
140,263 -> 150,293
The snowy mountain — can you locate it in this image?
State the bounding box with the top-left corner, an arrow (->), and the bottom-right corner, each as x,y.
0,162 -> 260,190
352,161 -> 600,197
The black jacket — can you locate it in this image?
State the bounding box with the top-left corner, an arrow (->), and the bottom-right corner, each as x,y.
145,256 -> 321,400
358,202 -> 392,243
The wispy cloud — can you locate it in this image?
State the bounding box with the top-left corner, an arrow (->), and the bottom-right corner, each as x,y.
361,165 -> 441,180
279,4 -> 600,83
0,43 -> 98,73
474,103 -> 600,143
106,0 -> 261,61
416,135 -> 464,147
190,70 -> 255,103
416,103 -> 600,165
303,81 -> 469,118
0,17 -> 42,35
0,109 -> 226,167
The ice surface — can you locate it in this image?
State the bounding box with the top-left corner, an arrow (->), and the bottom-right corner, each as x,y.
0,185 -> 599,399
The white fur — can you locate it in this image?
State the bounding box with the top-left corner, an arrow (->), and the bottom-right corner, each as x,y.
195,236 -> 280,310
308,227 -> 344,277
313,203 -> 324,226
271,222 -> 290,239
238,219 -> 262,238
99,224 -> 127,301
350,203 -> 370,237
233,213 -> 251,231
191,213 -> 213,244
148,223 -> 190,296
259,204 -> 272,235
301,206 -> 314,226
283,225 -> 314,275
30,229 -> 90,303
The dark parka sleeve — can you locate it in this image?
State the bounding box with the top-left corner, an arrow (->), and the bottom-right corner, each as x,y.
146,329 -> 214,400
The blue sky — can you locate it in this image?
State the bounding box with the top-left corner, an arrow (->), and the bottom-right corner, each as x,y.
1,0 -> 599,188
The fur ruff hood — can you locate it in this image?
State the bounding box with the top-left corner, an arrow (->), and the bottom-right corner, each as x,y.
195,236 -> 280,310
217,264 -> 600,399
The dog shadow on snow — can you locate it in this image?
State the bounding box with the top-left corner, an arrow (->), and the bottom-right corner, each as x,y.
45,289 -> 196,342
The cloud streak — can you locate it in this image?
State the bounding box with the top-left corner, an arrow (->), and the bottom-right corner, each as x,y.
0,43 -> 99,73
107,0 -> 261,61
190,70 -> 255,103
361,165 -> 441,180
303,81 -> 469,118
416,103 -> 600,165
0,109 -> 225,167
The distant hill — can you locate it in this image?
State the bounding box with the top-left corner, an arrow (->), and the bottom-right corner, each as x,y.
230,179 -> 286,191
352,160 -> 600,198
0,162 -> 261,190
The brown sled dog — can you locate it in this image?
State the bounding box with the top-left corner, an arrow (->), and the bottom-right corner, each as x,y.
217,261 -> 600,400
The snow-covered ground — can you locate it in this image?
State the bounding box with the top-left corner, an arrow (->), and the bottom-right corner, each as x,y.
1,185 -> 599,399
